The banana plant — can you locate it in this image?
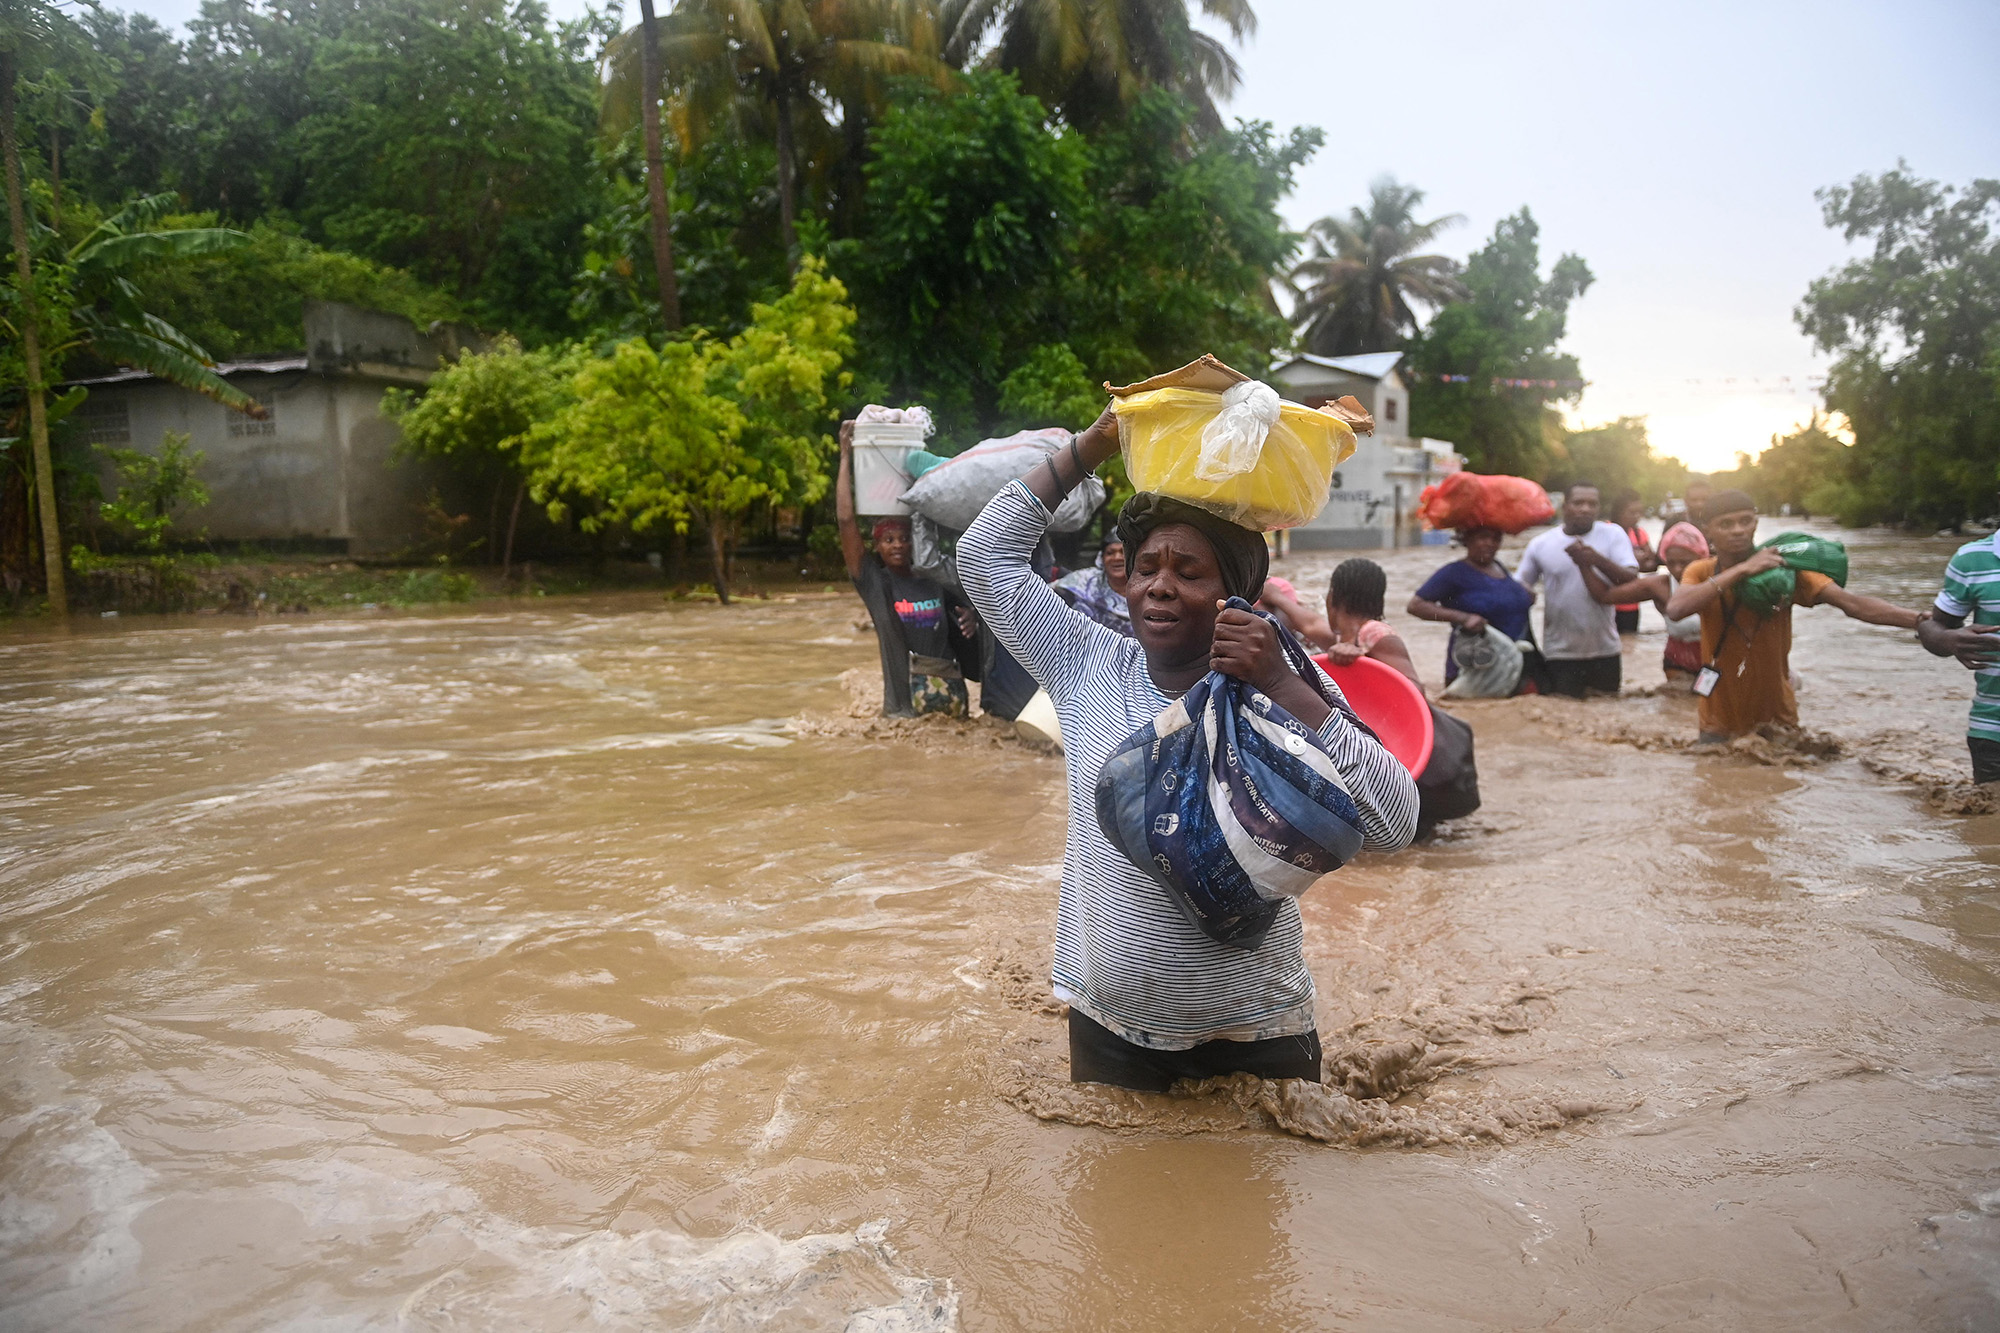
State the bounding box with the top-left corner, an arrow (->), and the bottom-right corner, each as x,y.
56,192 -> 263,414
2,173 -> 259,613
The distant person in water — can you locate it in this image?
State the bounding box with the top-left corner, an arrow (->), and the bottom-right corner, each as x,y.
1573,521 -> 1711,683
1917,511 -> 2000,783
1054,536 -> 1131,635
1515,484 -> 1638,697
1608,489 -> 1658,635
1665,490 -> 1920,741
1682,480 -> 1714,533
1295,560 -> 1481,839
837,423 -> 980,717
1406,526 -> 1536,691
1262,561 -> 1421,686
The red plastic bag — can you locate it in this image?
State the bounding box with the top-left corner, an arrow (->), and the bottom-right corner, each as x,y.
1418,472 -> 1554,535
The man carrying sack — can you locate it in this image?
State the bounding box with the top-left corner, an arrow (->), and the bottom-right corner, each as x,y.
1665,490 -> 1919,741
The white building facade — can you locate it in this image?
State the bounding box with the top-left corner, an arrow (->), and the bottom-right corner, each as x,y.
1269,351 -> 1460,550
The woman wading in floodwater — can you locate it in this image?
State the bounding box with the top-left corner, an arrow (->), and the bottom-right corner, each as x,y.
959,406 -> 1416,1092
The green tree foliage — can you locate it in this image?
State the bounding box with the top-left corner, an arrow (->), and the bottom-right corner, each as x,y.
1707,416 -> 1855,520
1408,209 -> 1593,478
384,335 -> 586,570
134,217 -> 460,360
38,0 -> 605,341
291,0 -> 602,339
1289,176 -> 1466,356
851,76 -> 1316,440
51,194 -> 260,407
604,0 -> 948,260
1546,416 -> 1688,507
998,342 -> 1102,430
941,0 -> 1254,133
47,8 -> 188,210
4,191 -> 265,514
850,71 -> 1085,432
709,257 -> 858,504
529,258 -> 855,600
1792,166 -> 1999,527
1066,91 -> 1315,384
35,0 -> 1296,401
97,429 -> 207,551
387,337 -> 583,468
569,132 -> 788,342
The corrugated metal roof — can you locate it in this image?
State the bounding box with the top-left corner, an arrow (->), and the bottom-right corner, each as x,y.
65,356 -> 310,387
1273,351 -> 1404,380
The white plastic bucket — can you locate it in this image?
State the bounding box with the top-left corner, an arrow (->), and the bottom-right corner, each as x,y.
1011,688 -> 1063,752
852,422 -> 927,516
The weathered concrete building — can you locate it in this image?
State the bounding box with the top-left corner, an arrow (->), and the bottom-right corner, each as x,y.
69,301 -> 485,555
1270,351 -> 1460,550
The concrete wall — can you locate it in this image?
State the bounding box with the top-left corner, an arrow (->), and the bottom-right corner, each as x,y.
304,300 -> 485,384
80,370 -> 444,555
1289,524 -> 1386,551
1290,441 -> 1414,551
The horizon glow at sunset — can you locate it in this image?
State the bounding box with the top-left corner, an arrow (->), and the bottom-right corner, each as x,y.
1565,376 -> 1830,476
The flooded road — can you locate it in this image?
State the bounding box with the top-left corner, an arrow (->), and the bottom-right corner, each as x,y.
3,520 -> 1997,1330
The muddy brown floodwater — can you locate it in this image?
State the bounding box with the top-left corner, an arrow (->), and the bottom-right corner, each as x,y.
2,518 -> 1997,1330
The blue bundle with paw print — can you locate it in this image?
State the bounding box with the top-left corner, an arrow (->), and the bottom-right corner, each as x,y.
1092,598 -> 1373,951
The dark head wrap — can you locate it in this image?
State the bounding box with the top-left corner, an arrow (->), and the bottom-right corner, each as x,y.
1115,493 -> 1269,602
1704,489 -> 1756,519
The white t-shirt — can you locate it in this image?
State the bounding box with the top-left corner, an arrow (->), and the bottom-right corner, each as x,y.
1516,522 -> 1638,661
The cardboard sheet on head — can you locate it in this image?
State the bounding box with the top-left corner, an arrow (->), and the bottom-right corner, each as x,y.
1104,355 -> 1373,532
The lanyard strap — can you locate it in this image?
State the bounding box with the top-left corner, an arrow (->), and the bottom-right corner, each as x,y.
1701,591 -> 1765,673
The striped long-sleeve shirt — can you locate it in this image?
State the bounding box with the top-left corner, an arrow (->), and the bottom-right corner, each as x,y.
959,481 -> 1417,1049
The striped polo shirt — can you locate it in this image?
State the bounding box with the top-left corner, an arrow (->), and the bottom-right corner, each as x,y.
1935,532 -> 2000,742
959,482 -> 1417,1050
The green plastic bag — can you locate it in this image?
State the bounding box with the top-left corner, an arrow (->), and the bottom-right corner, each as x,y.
1738,532 -> 1848,614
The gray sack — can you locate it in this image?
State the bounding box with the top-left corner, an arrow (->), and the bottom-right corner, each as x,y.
1441,626 -> 1526,699
900,428 -> 1105,533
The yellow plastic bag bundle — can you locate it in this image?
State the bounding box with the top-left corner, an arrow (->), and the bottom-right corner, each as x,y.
1106,356 -> 1368,532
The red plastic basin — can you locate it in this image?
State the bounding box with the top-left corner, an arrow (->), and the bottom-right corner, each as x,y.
1309,653 -> 1435,778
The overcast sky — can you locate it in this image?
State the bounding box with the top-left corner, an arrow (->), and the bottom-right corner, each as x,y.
113,0 -> 1999,471
1217,0 -> 2000,470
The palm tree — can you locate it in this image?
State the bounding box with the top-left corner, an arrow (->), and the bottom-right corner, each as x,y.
602,0 -> 947,267
58,196 -> 265,410
636,0 -> 683,329
1290,177 -> 1468,357
939,0 -> 1254,132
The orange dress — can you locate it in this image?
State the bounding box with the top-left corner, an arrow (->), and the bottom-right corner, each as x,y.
1683,556 -> 1834,737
